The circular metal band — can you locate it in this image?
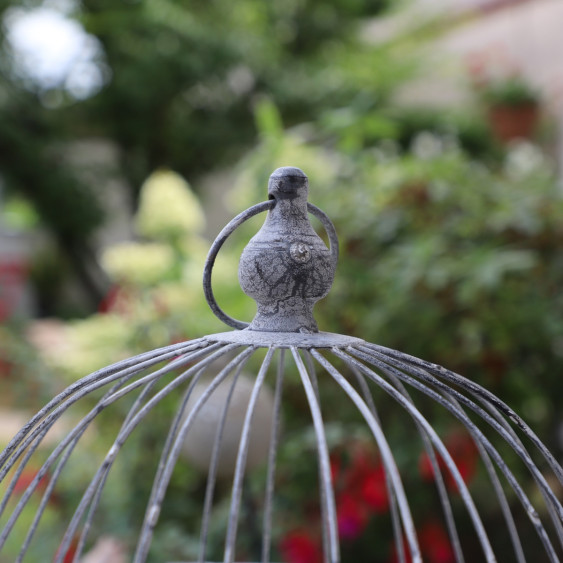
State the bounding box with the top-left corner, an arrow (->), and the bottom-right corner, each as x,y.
203,200 -> 339,330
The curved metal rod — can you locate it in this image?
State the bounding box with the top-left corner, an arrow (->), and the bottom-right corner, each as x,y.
133,347 -> 257,563
0,341 -> 217,556
302,350 -> 330,560
224,347 -> 276,563
6,369 -> 139,562
330,347 -> 497,562
349,364 -> 410,563
73,358 -> 211,562
53,344 -> 242,563
0,340 -> 213,510
0,338 -> 209,493
203,201 -> 339,330
312,350 -> 424,562
291,348 -> 340,563
199,362 -> 247,563
352,362 -> 465,563
367,344 -> 563,486
203,201 -> 273,329
51,343 -> 237,563
362,346 -> 563,539
374,347 -> 563,553
442,393 -> 526,563
352,346 -> 561,561
365,348 -> 525,563
261,349 -> 285,563
19,343 -> 221,563
77,354 -> 223,563
0,339 -> 207,471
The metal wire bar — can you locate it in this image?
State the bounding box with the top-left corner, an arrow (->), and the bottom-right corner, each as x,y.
462,378 -> 563,557
224,347 -> 275,563
0,339 -> 207,472
442,393 -> 527,563
12,347 -> 168,563
363,345 -> 563,544
311,349 -> 422,563
198,360 -> 247,563
53,343 -> 239,563
331,347 -> 497,562
291,347 -> 340,563
0,340 -> 216,557
367,345 -> 526,562
132,346 -> 255,563
0,338 -> 210,518
353,362 -> 465,563
349,365 -> 409,563
261,349 -> 285,563
74,360 -> 216,562
302,349 -> 330,562
352,345 -> 561,561
366,343 -> 563,486
18,332 -> 180,563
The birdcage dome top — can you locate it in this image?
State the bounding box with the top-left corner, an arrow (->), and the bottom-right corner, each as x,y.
0,166 -> 562,563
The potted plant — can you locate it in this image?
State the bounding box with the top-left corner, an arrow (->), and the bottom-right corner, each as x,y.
480,75 -> 540,142
466,51 -> 541,142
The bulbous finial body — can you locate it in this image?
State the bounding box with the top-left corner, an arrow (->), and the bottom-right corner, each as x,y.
238,167 -> 335,332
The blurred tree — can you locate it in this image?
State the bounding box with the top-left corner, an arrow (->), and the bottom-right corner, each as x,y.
0,0 -> 397,311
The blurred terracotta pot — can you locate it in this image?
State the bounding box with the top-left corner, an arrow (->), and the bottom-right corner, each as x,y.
487,102 -> 539,142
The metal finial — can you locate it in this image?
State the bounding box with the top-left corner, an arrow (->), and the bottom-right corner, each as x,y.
203,167 -> 339,333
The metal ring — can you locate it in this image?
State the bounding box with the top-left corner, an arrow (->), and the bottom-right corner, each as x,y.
203,200 -> 339,330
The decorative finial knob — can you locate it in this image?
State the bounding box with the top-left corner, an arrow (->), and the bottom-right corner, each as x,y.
238,167 -> 336,332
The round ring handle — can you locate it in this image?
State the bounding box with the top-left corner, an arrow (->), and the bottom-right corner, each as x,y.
203,200 -> 339,330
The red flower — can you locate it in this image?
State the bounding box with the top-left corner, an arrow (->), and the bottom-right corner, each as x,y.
55,536 -> 79,563
418,431 -> 478,493
280,530 -> 322,563
330,453 -> 342,485
13,469 -> 49,496
336,492 -> 367,540
360,464 -> 389,514
419,521 -> 455,563
387,522 -> 454,563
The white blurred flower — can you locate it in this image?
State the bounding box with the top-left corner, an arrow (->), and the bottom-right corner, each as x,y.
49,314 -> 133,379
504,141 -> 545,178
411,131 -> 443,160
135,169 -> 205,240
101,242 -> 175,286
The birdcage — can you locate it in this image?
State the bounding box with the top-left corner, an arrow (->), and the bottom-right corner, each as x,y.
0,166 -> 562,563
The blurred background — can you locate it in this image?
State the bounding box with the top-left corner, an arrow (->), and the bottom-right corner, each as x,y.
0,0 -> 562,561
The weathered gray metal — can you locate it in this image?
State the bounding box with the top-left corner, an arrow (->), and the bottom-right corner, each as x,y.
203,167 -> 338,333
238,167 -> 337,333
0,166 -> 562,563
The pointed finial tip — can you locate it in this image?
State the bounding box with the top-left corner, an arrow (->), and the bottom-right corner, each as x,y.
268,167 -> 308,198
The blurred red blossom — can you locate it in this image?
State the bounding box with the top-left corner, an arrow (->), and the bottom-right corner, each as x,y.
336,492 -> 368,540
279,530 -> 322,563
13,468 -> 49,497
419,521 -> 455,563
388,521 -> 454,563
418,430 -> 478,493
